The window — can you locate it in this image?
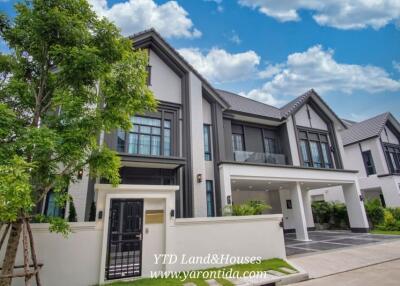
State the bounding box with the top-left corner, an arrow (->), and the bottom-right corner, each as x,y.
206,180 -> 215,217
362,150 -> 376,175
203,125 -> 212,161
298,129 -> 333,168
123,116 -> 171,156
383,144 -> 400,173
232,125 -> 245,152
44,190 -> 64,218
264,137 -> 277,154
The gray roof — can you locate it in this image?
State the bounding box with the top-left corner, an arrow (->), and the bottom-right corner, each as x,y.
341,112 -> 390,146
218,89 -> 346,128
217,89 -> 282,120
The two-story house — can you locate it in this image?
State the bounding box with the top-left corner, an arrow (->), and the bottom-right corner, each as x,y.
310,112 -> 400,207
63,29 -> 369,242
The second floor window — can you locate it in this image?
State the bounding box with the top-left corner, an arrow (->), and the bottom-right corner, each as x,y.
203,125 -> 212,161
384,144 -> 400,173
299,130 -> 333,168
264,137 -> 278,154
362,150 -> 376,175
126,116 -> 171,156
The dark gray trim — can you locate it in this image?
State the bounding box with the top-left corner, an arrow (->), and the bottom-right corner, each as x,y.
283,227 -> 316,233
210,102 -> 225,216
350,227 -> 370,233
223,110 -> 282,123
379,137 -> 393,175
181,73 -> 193,217
218,160 -> 359,173
119,154 -> 186,166
378,173 -> 400,178
131,29 -> 230,109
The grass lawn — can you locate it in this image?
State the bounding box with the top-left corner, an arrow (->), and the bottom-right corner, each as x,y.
370,229 -> 400,235
108,258 -> 295,286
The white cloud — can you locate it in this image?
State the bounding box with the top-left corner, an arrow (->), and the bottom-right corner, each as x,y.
178,47 -> 260,83
89,0 -> 201,38
229,30 -> 241,44
238,0 -> 400,30
393,61 -> 400,73
240,89 -> 286,106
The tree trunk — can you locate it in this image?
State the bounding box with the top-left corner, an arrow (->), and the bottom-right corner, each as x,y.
0,222 -> 22,286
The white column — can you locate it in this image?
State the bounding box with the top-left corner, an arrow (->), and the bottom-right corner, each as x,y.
380,177 -> 400,207
219,165 -> 232,213
291,182 -> 310,241
343,182 -> 369,232
302,190 -> 315,229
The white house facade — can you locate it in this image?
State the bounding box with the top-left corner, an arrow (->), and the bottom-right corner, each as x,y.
27,29 -> 375,284
310,113 -> 400,207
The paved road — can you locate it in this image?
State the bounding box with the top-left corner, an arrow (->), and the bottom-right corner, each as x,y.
288,259 -> 400,286
289,239 -> 400,278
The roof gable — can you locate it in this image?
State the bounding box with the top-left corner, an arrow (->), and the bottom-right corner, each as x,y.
129,29 -> 229,108
341,112 -> 393,146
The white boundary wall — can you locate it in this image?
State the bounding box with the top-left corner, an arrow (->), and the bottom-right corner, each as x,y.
1,185 -> 286,286
0,223 -> 102,286
167,214 -> 285,272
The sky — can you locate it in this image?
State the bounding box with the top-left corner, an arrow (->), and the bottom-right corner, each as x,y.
1,0 -> 399,121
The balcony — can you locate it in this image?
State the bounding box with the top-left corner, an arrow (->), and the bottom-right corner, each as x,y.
233,151 -> 287,165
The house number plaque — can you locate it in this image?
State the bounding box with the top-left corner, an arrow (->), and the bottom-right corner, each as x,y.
145,210 -> 164,224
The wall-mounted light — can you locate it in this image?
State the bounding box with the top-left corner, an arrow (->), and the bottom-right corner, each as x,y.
170,209 -> 175,218
77,169 -> 83,180
359,195 -> 364,202
227,195 -> 231,204
197,173 -> 203,183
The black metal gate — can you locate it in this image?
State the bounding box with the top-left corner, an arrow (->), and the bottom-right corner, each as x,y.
105,199 -> 143,280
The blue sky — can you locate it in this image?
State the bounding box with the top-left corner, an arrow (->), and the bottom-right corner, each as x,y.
1,0 -> 399,121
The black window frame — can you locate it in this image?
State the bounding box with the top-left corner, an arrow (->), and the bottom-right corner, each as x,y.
298,128 -> 333,169
206,180 -> 215,217
117,114 -> 173,157
232,124 -> 245,152
203,124 -> 212,161
383,143 -> 400,174
43,190 -> 66,218
361,150 -> 376,176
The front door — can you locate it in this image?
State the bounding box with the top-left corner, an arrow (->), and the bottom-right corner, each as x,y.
106,199 -> 144,280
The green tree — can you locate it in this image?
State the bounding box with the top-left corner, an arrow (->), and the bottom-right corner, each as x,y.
0,0 -> 156,284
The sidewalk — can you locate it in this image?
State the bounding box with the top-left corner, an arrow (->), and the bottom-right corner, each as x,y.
289,240 -> 400,279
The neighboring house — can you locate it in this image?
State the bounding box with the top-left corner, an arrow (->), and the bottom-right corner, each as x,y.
63,29 -> 369,241
310,113 -> 400,207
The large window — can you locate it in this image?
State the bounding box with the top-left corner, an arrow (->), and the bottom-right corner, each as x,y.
206,180 -> 215,217
203,125 -> 212,161
299,129 -> 333,168
232,125 -> 245,152
44,190 -> 65,218
264,137 -> 278,154
362,150 -> 376,175
118,116 -> 172,156
384,144 -> 400,173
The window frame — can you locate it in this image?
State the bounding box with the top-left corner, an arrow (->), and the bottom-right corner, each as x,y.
43,190 -> 66,218
298,128 -> 333,169
383,143 -> 400,174
361,150 -> 376,176
117,112 -> 175,157
203,124 -> 212,161
206,180 -> 215,217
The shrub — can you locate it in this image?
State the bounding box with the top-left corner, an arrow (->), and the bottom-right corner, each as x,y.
376,209 -> 400,231
331,202 -> 349,228
311,201 -> 332,224
68,200 -> 78,222
387,207 -> 400,221
364,199 -> 385,227
225,200 -> 271,216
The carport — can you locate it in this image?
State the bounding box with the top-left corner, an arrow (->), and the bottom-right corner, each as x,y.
285,230 -> 400,256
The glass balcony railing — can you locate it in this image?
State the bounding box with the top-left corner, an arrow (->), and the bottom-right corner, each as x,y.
234,151 -> 287,165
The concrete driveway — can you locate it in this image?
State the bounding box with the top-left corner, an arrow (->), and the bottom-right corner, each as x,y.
289,239 -> 400,279
288,258 -> 400,286
285,230 -> 400,256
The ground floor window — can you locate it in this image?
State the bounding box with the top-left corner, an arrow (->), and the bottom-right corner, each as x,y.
44,190 -> 65,218
206,180 -> 215,217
